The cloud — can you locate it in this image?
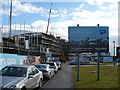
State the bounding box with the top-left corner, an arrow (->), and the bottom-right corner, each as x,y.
0,0 -> 9,6
74,4 -> 85,11
31,20 -> 47,33
49,20 -> 84,39
12,1 -> 47,16
1,1 -> 118,40
1,0 -> 48,16
69,1 -> 118,38
85,0 -> 119,6
29,19 -> 77,39
49,9 -> 59,18
0,9 -> 4,16
1,0 -> 61,18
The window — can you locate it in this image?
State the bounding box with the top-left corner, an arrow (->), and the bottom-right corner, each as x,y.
2,67 -> 27,77
28,67 -> 34,75
32,67 -> 39,75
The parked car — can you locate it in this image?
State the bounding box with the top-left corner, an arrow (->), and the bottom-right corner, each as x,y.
69,58 -> 91,65
35,64 -> 54,79
116,58 -> 120,66
42,62 -> 58,73
69,59 -> 80,65
0,64 -> 43,90
54,61 -> 62,70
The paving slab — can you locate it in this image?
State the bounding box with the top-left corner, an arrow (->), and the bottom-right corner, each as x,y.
42,62 -> 73,88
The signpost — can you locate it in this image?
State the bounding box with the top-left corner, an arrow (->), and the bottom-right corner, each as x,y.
97,52 -> 100,81
77,53 -> 80,81
68,24 -> 109,81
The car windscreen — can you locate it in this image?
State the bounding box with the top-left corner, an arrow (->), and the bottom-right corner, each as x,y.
1,66 -> 27,77
46,63 -> 54,66
35,65 -> 47,69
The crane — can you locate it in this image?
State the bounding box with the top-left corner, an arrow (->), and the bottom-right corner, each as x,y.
46,3 -> 52,34
9,0 -> 12,38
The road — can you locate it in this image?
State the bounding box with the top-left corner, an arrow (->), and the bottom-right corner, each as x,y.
41,61 -> 73,88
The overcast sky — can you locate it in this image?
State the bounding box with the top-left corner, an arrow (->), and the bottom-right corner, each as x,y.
0,0 -> 119,55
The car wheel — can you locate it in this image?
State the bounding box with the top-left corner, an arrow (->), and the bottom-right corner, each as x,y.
48,73 -> 51,80
38,79 -> 42,88
21,87 -> 26,90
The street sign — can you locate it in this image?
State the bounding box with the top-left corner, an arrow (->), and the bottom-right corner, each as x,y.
68,24 -> 109,81
68,25 -> 109,53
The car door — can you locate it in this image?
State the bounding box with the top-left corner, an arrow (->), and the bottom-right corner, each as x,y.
32,67 -> 40,88
49,65 -> 54,76
25,66 -> 38,88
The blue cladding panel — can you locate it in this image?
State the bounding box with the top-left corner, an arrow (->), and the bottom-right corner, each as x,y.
0,53 -> 27,70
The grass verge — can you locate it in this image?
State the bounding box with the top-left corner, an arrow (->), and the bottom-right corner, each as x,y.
72,65 -> 118,88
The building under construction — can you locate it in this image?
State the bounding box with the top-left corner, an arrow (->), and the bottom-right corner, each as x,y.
0,1 -> 69,64
1,32 -> 69,63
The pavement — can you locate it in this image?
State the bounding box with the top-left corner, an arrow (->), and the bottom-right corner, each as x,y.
41,61 -> 73,88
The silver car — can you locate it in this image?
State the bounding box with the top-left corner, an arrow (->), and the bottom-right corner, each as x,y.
42,62 -> 58,73
35,64 -> 54,79
0,64 -> 43,90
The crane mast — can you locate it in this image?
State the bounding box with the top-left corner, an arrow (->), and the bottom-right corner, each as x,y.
9,0 -> 12,38
46,3 -> 52,34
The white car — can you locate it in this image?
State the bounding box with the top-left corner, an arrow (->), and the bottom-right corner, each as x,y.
42,62 -> 58,73
116,58 -> 120,66
35,64 -> 54,79
54,61 -> 62,70
0,64 -> 43,90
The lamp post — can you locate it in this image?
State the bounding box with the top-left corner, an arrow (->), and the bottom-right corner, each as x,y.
113,41 -> 115,66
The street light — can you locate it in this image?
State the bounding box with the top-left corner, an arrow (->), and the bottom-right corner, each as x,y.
113,41 -> 115,66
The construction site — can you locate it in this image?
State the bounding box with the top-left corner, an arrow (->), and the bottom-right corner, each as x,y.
0,1 -> 69,66
1,31 -> 69,64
